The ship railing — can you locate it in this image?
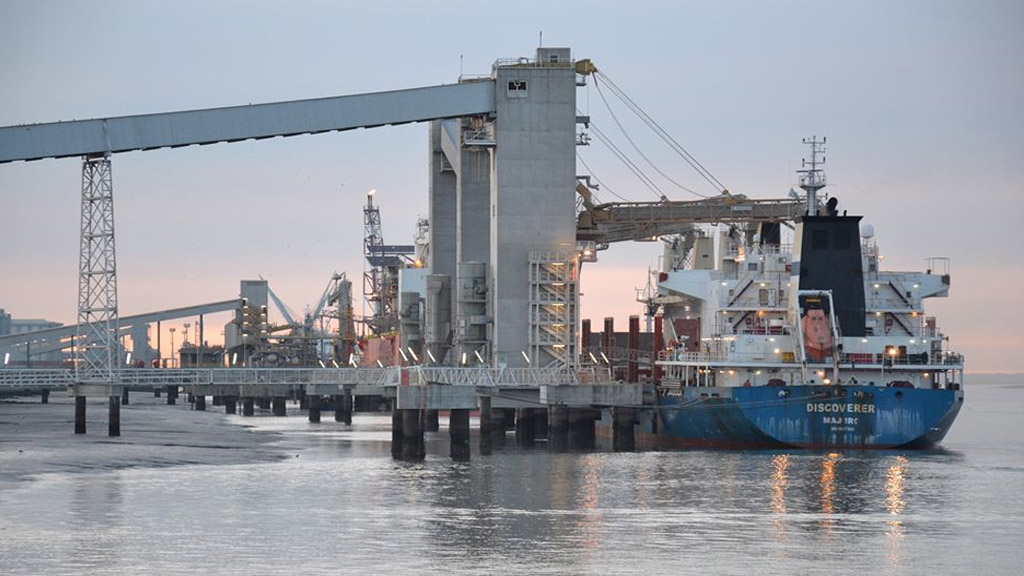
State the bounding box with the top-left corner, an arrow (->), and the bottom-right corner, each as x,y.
656,350 -> 797,364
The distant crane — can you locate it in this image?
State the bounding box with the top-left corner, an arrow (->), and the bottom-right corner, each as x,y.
362,189 -> 415,335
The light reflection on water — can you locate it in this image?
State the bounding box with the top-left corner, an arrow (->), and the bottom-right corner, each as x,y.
0,378 -> 1021,575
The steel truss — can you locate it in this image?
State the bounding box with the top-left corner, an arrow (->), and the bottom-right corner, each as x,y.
75,156 -> 120,383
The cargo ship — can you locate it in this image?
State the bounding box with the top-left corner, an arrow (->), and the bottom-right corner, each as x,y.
646,137 -> 964,448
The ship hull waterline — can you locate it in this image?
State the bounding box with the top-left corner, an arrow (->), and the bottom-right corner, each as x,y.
640,385 -> 964,450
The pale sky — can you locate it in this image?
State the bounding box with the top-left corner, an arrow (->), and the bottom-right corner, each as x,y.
1,1 -> 1022,372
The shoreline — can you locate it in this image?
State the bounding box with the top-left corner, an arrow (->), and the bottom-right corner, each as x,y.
0,392 -> 290,488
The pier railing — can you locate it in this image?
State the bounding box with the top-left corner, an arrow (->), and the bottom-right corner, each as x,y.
0,366 -> 616,391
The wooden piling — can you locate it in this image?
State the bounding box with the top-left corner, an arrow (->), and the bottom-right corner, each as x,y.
224,396 -> 237,415
121,387 -> 130,405
41,389 -> 49,404
272,397 -> 287,417
242,398 -> 255,416
195,395 -> 206,411
166,385 -> 176,405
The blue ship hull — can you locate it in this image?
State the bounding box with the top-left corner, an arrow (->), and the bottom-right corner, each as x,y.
652,385 -> 964,449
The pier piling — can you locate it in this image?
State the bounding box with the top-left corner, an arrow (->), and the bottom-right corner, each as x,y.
308,394 -> 320,423
548,405 -> 568,451
568,408 -> 596,450
515,408 -> 536,446
424,409 -> 440,432
41,389 -> 49,404
242,398 -> 255,416
391,408 -> 403,459
449,408 -> 471,461
401,409 -> 424,460
272,397 -> 287,417
108,395 -> 120,437
195,395 -> 206,411
74,396 -> 86,434
612,407 -> 636,451
224,396 -> 237,415
121,387 -> 129,405
166,386 -> 177,405
479,396 -> 492,455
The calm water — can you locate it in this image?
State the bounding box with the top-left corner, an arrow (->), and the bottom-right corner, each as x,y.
1,375 -> 1021,576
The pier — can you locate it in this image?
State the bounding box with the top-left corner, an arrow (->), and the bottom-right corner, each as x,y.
0,363 -> 646,459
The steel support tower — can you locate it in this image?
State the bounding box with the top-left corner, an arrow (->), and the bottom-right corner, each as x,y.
75,156 -> 120,382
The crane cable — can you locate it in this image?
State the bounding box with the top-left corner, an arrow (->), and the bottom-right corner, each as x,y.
575,152 -> 632,203
592,76 -> 708,200
587,121 -> 667,201
594,71 -> 729,195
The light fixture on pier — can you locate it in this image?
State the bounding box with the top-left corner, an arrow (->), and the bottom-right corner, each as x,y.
399,349 -> 409,362
474,350 -> 485,363
426,350 -> 437,364
408,348 -> 419,362
522,350 -> 531,364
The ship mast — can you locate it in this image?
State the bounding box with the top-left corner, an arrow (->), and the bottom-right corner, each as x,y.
797,136 -> 826,216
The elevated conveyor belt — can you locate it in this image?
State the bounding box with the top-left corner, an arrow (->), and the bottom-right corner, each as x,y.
576,195 -> 807,245
0,299 -> 242,354
0,81 -> 496,163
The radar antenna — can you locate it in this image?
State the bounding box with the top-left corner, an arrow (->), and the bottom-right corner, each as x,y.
797,136 -> 827,216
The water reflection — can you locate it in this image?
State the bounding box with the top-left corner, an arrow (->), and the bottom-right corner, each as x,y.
771,454 -> 790,539
885,455 -> 908,567
819,452 -> 840,533
575,453 -> 605,552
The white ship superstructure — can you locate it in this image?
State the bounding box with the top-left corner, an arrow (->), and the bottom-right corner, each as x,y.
656,139 -> 964,392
